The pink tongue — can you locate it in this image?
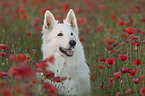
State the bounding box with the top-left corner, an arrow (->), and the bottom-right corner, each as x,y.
66,50 -> 74,55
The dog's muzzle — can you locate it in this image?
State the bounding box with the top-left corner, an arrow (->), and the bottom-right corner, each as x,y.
59,47 -> 74,57
59,40 -> 76,57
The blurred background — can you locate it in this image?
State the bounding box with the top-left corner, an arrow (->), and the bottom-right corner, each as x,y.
0,0 -> 145,95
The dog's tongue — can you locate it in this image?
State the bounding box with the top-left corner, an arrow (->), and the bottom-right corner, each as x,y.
66,50 -> 74,56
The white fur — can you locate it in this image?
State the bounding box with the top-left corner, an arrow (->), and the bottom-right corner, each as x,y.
41,9 -> 90,96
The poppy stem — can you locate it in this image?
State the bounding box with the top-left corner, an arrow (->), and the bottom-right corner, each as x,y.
129,39 -> 132,64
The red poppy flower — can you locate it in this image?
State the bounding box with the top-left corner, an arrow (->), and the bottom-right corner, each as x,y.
1,79 -> 6,85
0,88 -> 13,96
0,72 -> 7,78
58,3 -> 63,8
111,13 -> 116,21
118,20 -> 125,26
52,76 -> 60,82
76,8 -> 83,14
0,44 -> 5,49
90,74 -> 95,81
27,56 -> 31,61
9,55 -> 17,62
0,80 -> 7,88
131,41 -> 135,46
0,44 -> 10,50
132,78 -> 139,84
17,54 -> 27,63
112,57 -> 118,62
115,49 -> 120,55
8,51 -> 14,55
120,32 -> 129,38
2,2 -> 11,8
142,18 -> 145,22
3,45 -> 10,50
133,58 -> 142,65
52,76 -> 67,82
136,6 -> 142,12
0,52 -> 6,56
140,87 -> 145,95
142,40 -> 145,44
48,85 -> 57,94
98,57 -> 106,62
107,85 -> 112,89
99,4 -> 107,10
48,56 -> 54,64
97,64 -> 104,69
125,27 -> 136,35
120,42 -> 125,46
106,58 -> 115,65
96,25 -> 103,32
36,62 -> 48,72
43,70 -> 55,79
19,8 -> 26,13
42,81 -> 51,89
15,86 -> 22,93
128,68 -> 137,77
138,75 -> 145,81
64,3 -> 70,12
40,8 -> 46,14
106,38 -> 112,45
134,41 -> 142,46
42,81 -> 51,92
9,65 -> 35,80
130,35 -> 140,40
120,66 -> 128,73
22,13 -> 29,19
106,64 -> 111,68
115,92 -> 121,96
27,32 -> 32,38
108,28 -> 114,34
25,83 -> 33,90
109,78 -> 115,84
114,72 -> 122,79
125,89 -> 132,95
119,54 -> 128,61
78,17 -> 86,26
91,67 -> 95,71
105,46 -> 113,51
130,17 -> 134,24
79,37 -> 84,44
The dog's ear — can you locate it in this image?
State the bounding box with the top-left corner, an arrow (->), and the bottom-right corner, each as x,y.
64,9 -> 78,31
43,10 -> 57,29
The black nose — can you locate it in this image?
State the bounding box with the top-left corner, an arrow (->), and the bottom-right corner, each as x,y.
69,40 -> 76,47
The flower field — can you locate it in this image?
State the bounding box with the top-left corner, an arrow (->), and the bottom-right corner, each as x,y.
0,0 -> 145,96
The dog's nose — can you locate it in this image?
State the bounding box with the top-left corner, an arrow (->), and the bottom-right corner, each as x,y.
69,40 -> 76,47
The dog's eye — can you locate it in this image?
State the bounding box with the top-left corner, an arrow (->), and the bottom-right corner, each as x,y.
57,33 -> 63,36
71,32 -> 73,36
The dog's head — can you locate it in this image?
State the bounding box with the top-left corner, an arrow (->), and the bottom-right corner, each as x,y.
42,9 -> 79,57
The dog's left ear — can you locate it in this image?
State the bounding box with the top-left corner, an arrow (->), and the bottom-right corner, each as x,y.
64,9 -> 78,31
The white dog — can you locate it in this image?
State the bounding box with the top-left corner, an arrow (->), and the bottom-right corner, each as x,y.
41,9 -> 90,96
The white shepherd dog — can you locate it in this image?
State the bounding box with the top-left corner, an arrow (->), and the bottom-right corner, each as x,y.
41,9 -> 90,96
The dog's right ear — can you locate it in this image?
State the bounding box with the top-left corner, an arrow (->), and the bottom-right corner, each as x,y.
43,10 -> 57,29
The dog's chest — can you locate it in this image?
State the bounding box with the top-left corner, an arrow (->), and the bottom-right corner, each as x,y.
50,55 -> 78,77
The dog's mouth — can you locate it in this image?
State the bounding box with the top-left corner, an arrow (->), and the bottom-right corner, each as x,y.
59,47 -> 74,57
